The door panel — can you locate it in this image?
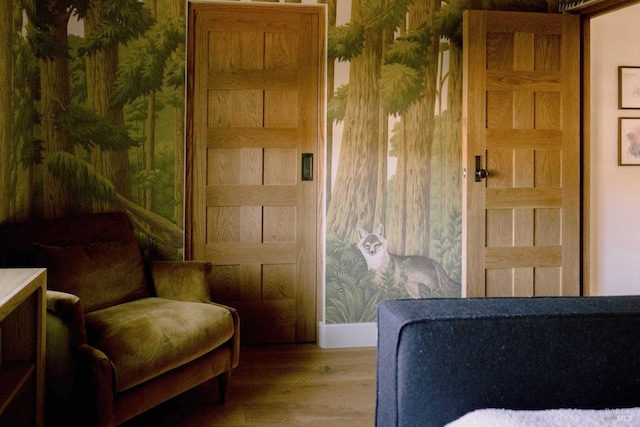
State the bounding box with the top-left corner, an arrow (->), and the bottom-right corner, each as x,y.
187,3 -> 323,343
462,10 -> 580,297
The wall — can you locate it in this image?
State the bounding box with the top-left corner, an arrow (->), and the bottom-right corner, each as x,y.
1,0 -> 186,260
3,0 -> 465,348
2,1 -> 556,348
323,2 -> 463,324
590,3 -> 640,295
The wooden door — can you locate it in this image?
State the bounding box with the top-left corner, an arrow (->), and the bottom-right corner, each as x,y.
186,3 -> 324,343
462,10 -> 581,297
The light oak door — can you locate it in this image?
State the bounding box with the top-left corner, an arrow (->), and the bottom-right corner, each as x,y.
186,3 -> 324,343
462,10 -> 581,297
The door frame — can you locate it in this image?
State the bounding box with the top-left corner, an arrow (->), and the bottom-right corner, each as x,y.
459,0 -> 640,297
575,0 -> 640,295
184,1 -> 327,336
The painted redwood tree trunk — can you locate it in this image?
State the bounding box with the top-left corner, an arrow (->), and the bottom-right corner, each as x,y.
85,0 -> 131,213
326,0 -> 384,242
0,0 -> 12,222
445,42 -> 462,221
322,0 -> 337,210
40,5 -> 81,218
143,0 -> 158,212
386,0 -> 441,256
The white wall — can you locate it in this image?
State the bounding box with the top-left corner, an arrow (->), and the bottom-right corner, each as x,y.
590,3 -> 640,295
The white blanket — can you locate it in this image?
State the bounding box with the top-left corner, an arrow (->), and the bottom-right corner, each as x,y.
446,407 -> 640,427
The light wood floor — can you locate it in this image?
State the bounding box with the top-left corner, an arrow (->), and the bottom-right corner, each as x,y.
121,344 -> 377,426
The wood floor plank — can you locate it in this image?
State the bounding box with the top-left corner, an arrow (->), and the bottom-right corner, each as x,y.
121,344 -> 377,426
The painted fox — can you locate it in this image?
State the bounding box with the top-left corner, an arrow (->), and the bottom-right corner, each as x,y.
357,224 -> 461,298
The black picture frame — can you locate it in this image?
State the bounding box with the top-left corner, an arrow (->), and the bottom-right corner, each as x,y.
619,117 -> 640,165
619,66 -> 640,109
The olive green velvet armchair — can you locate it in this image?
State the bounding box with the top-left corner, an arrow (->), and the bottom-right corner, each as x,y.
0,212 -> 240,426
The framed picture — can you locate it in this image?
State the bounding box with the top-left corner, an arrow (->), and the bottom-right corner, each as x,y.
619,66 -> 640,109
619,117 -> 640,165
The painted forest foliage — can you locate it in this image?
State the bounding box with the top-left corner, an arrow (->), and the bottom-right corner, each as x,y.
0,0 -> 551,322
324,0 -> 549,323
1,0 -> 185,259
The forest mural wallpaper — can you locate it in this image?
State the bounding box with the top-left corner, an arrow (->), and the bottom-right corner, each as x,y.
1,0 -> 186,260
0,0 -> 550,326
323,0 -> 549,323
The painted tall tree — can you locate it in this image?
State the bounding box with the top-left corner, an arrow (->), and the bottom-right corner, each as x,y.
80,0 -> 152,211
375,1 -> 397,230
326,0 -> 409,242
144,0 -> 157,212
326,0 -> 380,241
111,9 -> 184,214
169,0 -> 185,224
427,0 -> 466,273
321,0 -> 337,209
36,1 -> 81,218
12,5 -> 41,220
0,0 -> 13,222
28,0 -> 168,222
386,0 -> 441,257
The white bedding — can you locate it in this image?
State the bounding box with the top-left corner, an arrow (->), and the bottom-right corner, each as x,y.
446,407 -> 640,427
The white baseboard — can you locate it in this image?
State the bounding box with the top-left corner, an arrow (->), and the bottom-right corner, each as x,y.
318,321 -> 377,348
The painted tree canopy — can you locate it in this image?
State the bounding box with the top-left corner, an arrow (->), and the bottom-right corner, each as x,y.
2,0 -> 186,259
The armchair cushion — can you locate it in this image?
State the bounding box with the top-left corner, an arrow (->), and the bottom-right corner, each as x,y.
148,260 -> 211,303
84,297 -> 235,393
34,236 -> 150,312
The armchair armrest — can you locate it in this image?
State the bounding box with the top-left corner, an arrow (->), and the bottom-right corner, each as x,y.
46,290 -> 89,418
46,292 -> 116,427
75,344 -> 115,427
47,291 -> 116,426
212,302 -> 240,369
47,290 -> 87,346
148,260 -> 212,303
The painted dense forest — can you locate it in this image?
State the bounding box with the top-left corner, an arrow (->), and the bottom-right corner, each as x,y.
0,0 -> 553,324
323,0 -> 550,323
0,0 -> 186,259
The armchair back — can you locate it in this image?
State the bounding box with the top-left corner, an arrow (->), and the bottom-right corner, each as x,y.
0,212 -> 150,312
0,212 -> 132,266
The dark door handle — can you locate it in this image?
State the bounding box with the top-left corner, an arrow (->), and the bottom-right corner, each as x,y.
475,155 -> 488,182
302,153 -> 313,181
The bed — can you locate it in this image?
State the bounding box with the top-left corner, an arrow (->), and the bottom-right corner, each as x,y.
447,407 -> 640,426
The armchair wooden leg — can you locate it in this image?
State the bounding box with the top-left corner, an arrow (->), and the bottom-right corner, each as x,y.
217,370 -> 232,404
